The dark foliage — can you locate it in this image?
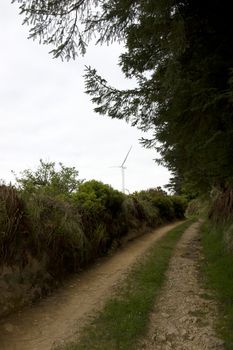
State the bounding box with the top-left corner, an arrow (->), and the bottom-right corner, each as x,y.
12,0 -> 233,197
0,180 -> 187,277
0,185 -> 30,266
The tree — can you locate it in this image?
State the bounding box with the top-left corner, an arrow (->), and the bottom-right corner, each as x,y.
13,159 -> 83,196
12,0 -> 233,194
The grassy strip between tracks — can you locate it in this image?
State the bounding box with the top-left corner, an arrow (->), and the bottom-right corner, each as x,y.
58,220 -> 193,350
201,221 -> 233,350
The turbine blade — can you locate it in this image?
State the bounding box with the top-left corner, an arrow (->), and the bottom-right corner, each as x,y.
121,146 -> 132,167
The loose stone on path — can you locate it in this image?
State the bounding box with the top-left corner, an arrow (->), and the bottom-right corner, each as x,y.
140,221 -> 224,350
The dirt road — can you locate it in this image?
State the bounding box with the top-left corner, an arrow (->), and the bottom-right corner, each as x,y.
139,221 -> 224,350
0,222 -> 181,350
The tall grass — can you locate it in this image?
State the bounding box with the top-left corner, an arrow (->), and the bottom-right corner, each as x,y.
0,185 -> 28,266
201,220 -> 233,349
0,179 -> 188,317
0,182 -> 188,277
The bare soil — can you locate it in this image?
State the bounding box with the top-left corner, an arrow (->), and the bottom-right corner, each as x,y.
0,222 -> 180,350
139,221 -> 224,350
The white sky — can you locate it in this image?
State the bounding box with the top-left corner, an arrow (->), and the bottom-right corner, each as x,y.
0,1 -> 170,193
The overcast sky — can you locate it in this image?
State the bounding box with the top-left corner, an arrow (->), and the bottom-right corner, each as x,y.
0,1 -> 170,193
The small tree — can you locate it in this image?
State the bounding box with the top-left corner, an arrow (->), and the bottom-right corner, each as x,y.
13,159 -> 83,197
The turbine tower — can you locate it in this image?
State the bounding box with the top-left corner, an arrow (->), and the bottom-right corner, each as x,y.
111,146 -> 132,194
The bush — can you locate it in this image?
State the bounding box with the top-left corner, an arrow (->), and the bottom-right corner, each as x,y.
72,180 -> 126,255
0,181 -> 187,277
13,159 -> 83,198
73,180 -> 125,216
130,194 -> 161,227
185,197 -> 209,218
209,187 -> 233,222
24,193 -> 87,275
150,196 -> 175,221
0,185 -> 29,266
0,170 -> 188,318
133,189 -> 180,223
170,196 -> 188,219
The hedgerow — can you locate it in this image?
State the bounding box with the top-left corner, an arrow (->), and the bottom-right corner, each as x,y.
0,161 -> 188,316
0,181 -> 187,276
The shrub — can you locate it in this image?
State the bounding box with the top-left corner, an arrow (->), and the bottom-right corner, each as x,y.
150,196 -> 175,221
130,194 -> 161,226
13,159 -> 83,198
170,196 -> 188,219
0,181 -> 187,277
0,185 -> 29,266
72,180 -> 126,255
133,189 -> 177,222
185,197 -> 209,218
24,193 -> 87,275
209,187 -> 233,222
0,173 -> 188,317
73,180 -> 125,216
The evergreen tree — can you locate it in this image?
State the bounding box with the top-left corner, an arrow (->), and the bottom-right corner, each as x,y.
13,0 -> 233,194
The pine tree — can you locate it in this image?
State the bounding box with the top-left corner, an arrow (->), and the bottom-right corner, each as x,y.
13,0 -> 233,193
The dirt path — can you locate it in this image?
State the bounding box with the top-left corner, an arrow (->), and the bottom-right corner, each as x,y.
139,221 -> 224,350
0,222 -> 181,350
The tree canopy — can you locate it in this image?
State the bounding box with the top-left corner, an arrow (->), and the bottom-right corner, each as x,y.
13,159 -> 82,196
13,0 -> 233,194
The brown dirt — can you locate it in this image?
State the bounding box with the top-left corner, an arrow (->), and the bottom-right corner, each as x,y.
0,222 -> 181,350
139,221 -> 224,350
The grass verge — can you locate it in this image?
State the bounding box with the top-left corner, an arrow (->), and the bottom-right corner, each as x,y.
58,220 -> 193,350
201,221 -> 233,350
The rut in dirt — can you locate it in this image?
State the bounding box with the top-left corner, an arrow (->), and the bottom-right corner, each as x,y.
0,222 -> 181,350
139,221 -> 224,350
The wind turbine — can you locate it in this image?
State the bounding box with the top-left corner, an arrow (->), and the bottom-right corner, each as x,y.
111,146 -> 132,194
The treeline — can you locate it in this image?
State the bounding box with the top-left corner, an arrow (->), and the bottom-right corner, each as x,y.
11,1 -> 233,220
13,1 -> 233,198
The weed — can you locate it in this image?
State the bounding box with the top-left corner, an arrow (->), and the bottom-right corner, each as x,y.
201,221 -> 233,349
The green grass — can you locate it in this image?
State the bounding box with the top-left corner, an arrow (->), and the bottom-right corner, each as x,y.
58,220 -> 193,350
201,221 -> 233,350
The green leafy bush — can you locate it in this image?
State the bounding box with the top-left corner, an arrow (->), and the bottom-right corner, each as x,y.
13,159 -> 83,198
130,194 -> 161,227
170,196 -> 188,219
0,171 -> 188,317
133,189 -> 178,223
185,197 -> 209,218
150,196 -> 175,221
0,180 -> 187,277
72,180 -> 126,255
25,193 -> 87,275
73,180 -> 125,215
